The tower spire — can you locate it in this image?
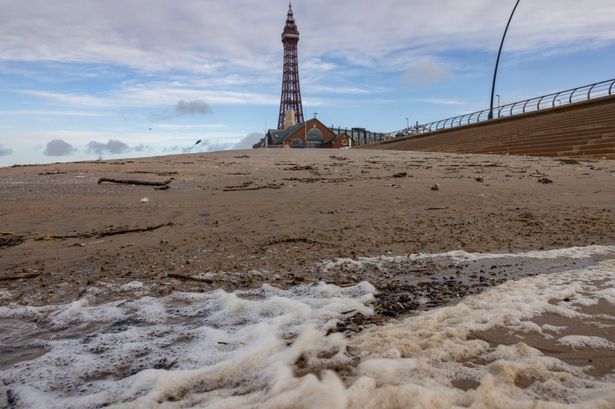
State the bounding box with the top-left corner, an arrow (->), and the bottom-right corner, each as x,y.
277,2 -> 304,129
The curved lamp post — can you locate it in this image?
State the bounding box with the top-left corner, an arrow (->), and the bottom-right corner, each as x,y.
488,0 -> 521,120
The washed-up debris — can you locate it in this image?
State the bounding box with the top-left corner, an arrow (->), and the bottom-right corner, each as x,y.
260,237 -> 326,247
392,172 -> 408,178
430,183 -> 440,191
425,207 -> 449,211
38,171 -> 67,175
223,182 -> 284,192
329,155 -> 348,161
0,271 -> 40,281
140,198 -> 150,203
36,223 -> 174,241
538,178 -> 554,184
284,165 -> 315,171
283,177 -> 349,184
97,177 -> 172,187
0,235 -> 25,249
475,176 -> 485,183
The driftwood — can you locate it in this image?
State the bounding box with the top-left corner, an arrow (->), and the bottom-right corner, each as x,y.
97,177 -> 172,186
223,183 -> 284,192
0,235 -> 25,248
36,223 -> 174,241
97,223 -> 174,237
261,237 -> 326,247
168,273 -> 213,284
0,272 -> 40,281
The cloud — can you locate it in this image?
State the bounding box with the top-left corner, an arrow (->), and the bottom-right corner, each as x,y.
411,98 -> 465,106
150,99 -> 214,121
44,139 -> 76,156
402,59 -> 451,86
3,1 -> 614,76
25,88 -> 278,110
175,100 -> 213,116
233,132 -> 264,149
86,139 -> 131,155
0,144 -> 13,156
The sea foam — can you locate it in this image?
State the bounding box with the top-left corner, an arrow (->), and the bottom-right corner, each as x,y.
1,246 -> 615,408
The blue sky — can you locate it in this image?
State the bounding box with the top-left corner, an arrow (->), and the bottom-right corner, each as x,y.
1,0 -> 615,166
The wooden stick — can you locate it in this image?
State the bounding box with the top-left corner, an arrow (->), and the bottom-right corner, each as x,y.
97,223 -> 174,238
0,273 -> 40,282
97,177 -> 172,186
37,223 -> 174,240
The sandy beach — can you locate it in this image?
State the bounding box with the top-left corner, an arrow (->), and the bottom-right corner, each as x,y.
2,149 -> 615,408
1,149 -> 614,305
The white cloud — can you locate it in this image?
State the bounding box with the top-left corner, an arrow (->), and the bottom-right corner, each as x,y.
306,85 -> 375,95
411,98 -> 466,106
22,86 -> 280,109
233,132 -> 264,149
0,110 -> 107,117
1,0 -> 614,74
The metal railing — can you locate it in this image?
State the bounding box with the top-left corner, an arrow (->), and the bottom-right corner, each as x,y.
396,78 -> 615,136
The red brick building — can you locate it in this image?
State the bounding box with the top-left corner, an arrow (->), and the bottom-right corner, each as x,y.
254,118 -> 353,149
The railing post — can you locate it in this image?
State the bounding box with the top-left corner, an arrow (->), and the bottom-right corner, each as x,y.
587,83 -> 597,100
552,92 -> 561,107
537,96 -> 545,110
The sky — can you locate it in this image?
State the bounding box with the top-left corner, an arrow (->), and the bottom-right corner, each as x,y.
1,0 -> 615,166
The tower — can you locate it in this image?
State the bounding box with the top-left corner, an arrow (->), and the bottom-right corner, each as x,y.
277,2 -> 304,130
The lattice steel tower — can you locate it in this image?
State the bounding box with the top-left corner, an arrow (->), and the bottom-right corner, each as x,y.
277,2 -> 304,129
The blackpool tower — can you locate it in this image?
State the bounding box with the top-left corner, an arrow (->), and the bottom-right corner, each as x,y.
277,2 -> 304,130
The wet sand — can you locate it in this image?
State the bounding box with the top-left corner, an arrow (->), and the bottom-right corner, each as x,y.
1,149 -> 614,308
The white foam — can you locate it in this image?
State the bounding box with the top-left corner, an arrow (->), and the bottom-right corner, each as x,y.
318,244 -> 615,273
2,247 -> 615,408
0,281 -> 375,409
558,335 -> 615,350
345,258 -> 615,408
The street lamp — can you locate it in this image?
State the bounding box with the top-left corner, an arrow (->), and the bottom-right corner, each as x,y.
496,94 -> 501,107
405,117 -> 409,129
488,0 -> 521,120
